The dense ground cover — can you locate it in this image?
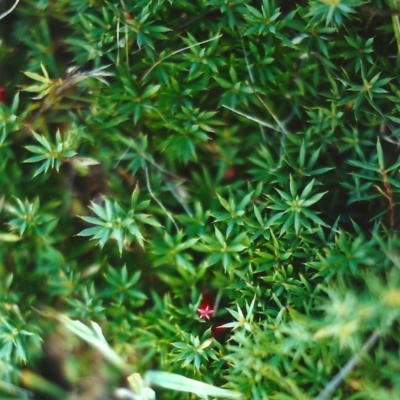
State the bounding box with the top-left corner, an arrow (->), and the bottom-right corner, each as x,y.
1,0 -> 400,399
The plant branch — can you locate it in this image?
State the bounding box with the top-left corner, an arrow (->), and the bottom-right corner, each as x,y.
238,27 -> 266,144
141,34 -> 223,83
375,167 -> 395,229
221,105 -> 284,133
144,161 -> 179,231
0,0 -> 19,21
388,0 -> 400,55
246,80 -> 288,135
315,330 -> 380,400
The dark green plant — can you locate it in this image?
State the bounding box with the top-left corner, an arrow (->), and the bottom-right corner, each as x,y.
78,187 -> 161,253
1,0 -> 400,399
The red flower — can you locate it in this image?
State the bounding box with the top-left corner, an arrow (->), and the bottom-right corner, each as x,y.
0,87 -> 4,103
198,289 -> 214,320
197,289 -> 230,340
198,303 -> 214,320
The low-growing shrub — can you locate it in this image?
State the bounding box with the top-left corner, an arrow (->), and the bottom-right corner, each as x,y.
1,0 -> 400,399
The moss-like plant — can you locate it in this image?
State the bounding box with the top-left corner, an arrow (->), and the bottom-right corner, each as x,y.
1,0 -> 400,399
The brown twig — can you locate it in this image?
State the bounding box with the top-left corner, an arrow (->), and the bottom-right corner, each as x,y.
374,167 -> 395,229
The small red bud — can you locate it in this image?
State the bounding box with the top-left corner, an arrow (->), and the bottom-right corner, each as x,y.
211,324 -> 228,338
223,166 -> 236,181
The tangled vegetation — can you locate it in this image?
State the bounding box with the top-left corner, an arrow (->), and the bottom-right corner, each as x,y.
1,0 -> 400,399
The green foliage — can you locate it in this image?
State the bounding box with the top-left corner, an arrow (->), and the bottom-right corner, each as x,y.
172,328 -> 220,370
267,176 -> 328,235
6,197 -> 55,238
78,187 -> 161,253
307,0 -> 365,27
1,0 -> 400,399
24,130 -> 77,177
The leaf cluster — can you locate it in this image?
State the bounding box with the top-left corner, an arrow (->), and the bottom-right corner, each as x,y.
1,0 -> 400,399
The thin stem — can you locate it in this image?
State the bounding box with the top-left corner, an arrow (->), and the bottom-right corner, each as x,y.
375,167 -> 395,229
238,29 -> 254,85
125,23 -> 129,69
141,34 -> 222,83
0,0 -> 20,21
116,17 -> 120,66
164,179 -> 193,217
144,161 -> 179,231
389,0 -> 400,55
315,330 -> 380,400
221,105 -> 284,133
116,146 -> 191,217
246,80 -> 288,167
246,80 -> 288,135
213,289 -> 222,314
238,27 -> 266,144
